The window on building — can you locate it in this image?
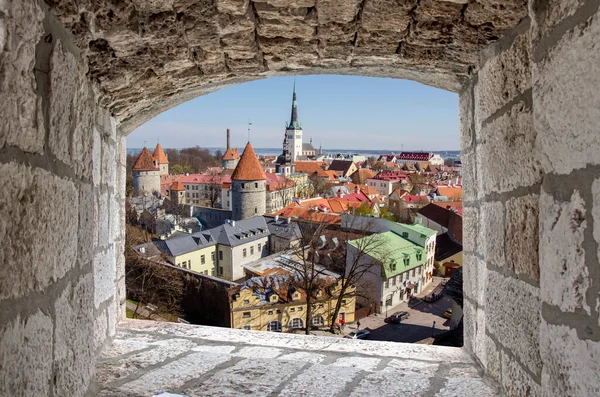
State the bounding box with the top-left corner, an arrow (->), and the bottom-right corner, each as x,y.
255,207 -> 257,214
241,183 -> 245,189
219,266 -> 223,276
402,232 -> 408,238
288,318 -> 304,329
276,309 -> 282,314
219,250 -> 223,260
201,255 -> 205,264
258,243 -> 262,252
392,277 -> 396,286
242,325 -> 252,330
211,252 -> 215,262
385,280 -> 389,289
297,306 -> 303,311
255,182 -> 258,188
242,312 -> 251,318
203,270 -> 208,275
211,269 -> 215,276
267,321 -> 282,332
311,315 -> 324,327
411,269 -> 415,277
267,310 -> 273,315
243,248 -> 247,258
290,308 -> 295,312
243,299 -> 250,305
250,246 -> 254,255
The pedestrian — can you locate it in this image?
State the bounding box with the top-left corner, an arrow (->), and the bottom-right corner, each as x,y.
341,319 -> 345,331
357,320 -> 361,330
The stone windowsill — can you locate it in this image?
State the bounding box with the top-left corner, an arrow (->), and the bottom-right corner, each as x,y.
95,319 -> 499,396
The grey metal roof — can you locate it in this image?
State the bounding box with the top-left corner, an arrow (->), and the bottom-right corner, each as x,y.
204,216 -> 270,248
155,231 -> 216,257
264,216 -> 302,240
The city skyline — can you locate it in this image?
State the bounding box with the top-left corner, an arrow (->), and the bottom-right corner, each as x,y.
127,75 -> 459,151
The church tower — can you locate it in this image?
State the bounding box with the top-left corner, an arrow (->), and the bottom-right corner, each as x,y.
231,142 -> 266,220
285,82 -> 303,162
275,130 -> 295,175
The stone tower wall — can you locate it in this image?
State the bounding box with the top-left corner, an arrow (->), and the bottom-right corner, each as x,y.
159,163 -> 168,175
222,158 -> 239,170
132,170 -> 160,196
232,180 -> 266,220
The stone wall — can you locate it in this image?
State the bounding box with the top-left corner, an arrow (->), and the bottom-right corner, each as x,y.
0,1 -> 124,396
461,2 -> 600,395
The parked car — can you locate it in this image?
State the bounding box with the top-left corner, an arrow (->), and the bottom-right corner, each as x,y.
384,311 -> 410,324
443,308 -> 453,319
344,329 -> 370,339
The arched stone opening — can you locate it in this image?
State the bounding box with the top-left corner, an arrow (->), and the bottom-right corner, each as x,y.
2,1 -> 600,396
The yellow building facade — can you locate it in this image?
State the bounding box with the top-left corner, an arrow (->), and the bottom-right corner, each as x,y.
168,245 -> 218,276
230,279 -> 355,332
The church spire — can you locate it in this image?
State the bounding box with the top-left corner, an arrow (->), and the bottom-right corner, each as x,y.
288,80 -> 300,129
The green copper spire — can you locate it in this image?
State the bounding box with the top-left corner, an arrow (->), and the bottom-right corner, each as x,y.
288,80 -> 301,129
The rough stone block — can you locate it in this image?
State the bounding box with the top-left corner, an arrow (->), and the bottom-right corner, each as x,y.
49,40 -> 77,165
475,32 -> 531,126
476,101 -> 542,196
78,183 -> 97,264
463,299 -> 476,353
463,253 -> 487,305
461,150 -> 479,201
501,352 -> 541,397
533,11 -> 600,174
540,321 -> 600,396
484,335 -> 501,383
531,0 -> 585,42
109,193 -> 120,244
102,137 -> 117,187
317,0 -> 362,24
92,127 -> 102,186
459,83 -> 474,152
593,178 -> 600,265
462,206 -> 478,253
54,274 -> 94,397
94,308 -> 108,351
107,298 -> 117,338
473,306 -> 487,367
0,162 -> 78,300
0,311 -> 53,397
505,194 -> 540,281
539,190 -> 590,313
98,190 -> 110,248
486,271 -> 542,376
72,73 -> 95,179
0,0 -> 45,154
479,201 -> 505,268
94,245 -> 116,308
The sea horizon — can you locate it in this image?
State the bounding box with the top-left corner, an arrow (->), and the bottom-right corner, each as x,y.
127,147 -> 461,158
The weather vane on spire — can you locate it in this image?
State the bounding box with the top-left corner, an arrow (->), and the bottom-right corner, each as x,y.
247,120 -> 252,142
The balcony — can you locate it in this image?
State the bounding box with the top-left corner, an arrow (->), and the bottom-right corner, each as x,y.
96,320 -> 498,396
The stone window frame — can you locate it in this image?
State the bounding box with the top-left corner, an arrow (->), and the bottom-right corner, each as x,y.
242,312 -> 251,318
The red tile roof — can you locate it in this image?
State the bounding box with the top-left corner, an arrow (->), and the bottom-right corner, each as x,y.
132,147 -> 159,171
153,143 -> 168,164
398,151 -> 433,161
231,142 -> 266,181
170,181 -> 185,191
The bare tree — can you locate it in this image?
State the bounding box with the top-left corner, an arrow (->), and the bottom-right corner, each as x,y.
125,228 -> 184,320
325,216 -> 388,333
276,215 -> 336,334
274,176 -> 295,211
308,174 -> 329,197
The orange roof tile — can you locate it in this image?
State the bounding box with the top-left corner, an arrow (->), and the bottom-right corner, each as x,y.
231,142 -> 266,181
153,143 -> 168,164
170,181 -> 185,191
132,147 -> 159,171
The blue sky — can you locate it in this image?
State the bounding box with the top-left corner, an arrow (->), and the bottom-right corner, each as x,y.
127,75 -> 459,151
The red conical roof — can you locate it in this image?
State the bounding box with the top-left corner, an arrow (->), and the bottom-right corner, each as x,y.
170,181 -> 185,191
132,147 -> 160,171
231,142 -> 266,181
153,143 -> 168,164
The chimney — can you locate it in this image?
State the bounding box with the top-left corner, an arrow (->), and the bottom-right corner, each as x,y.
354,185 -> 360,194
274,215 -> 279,222
226,128 -> 231,150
